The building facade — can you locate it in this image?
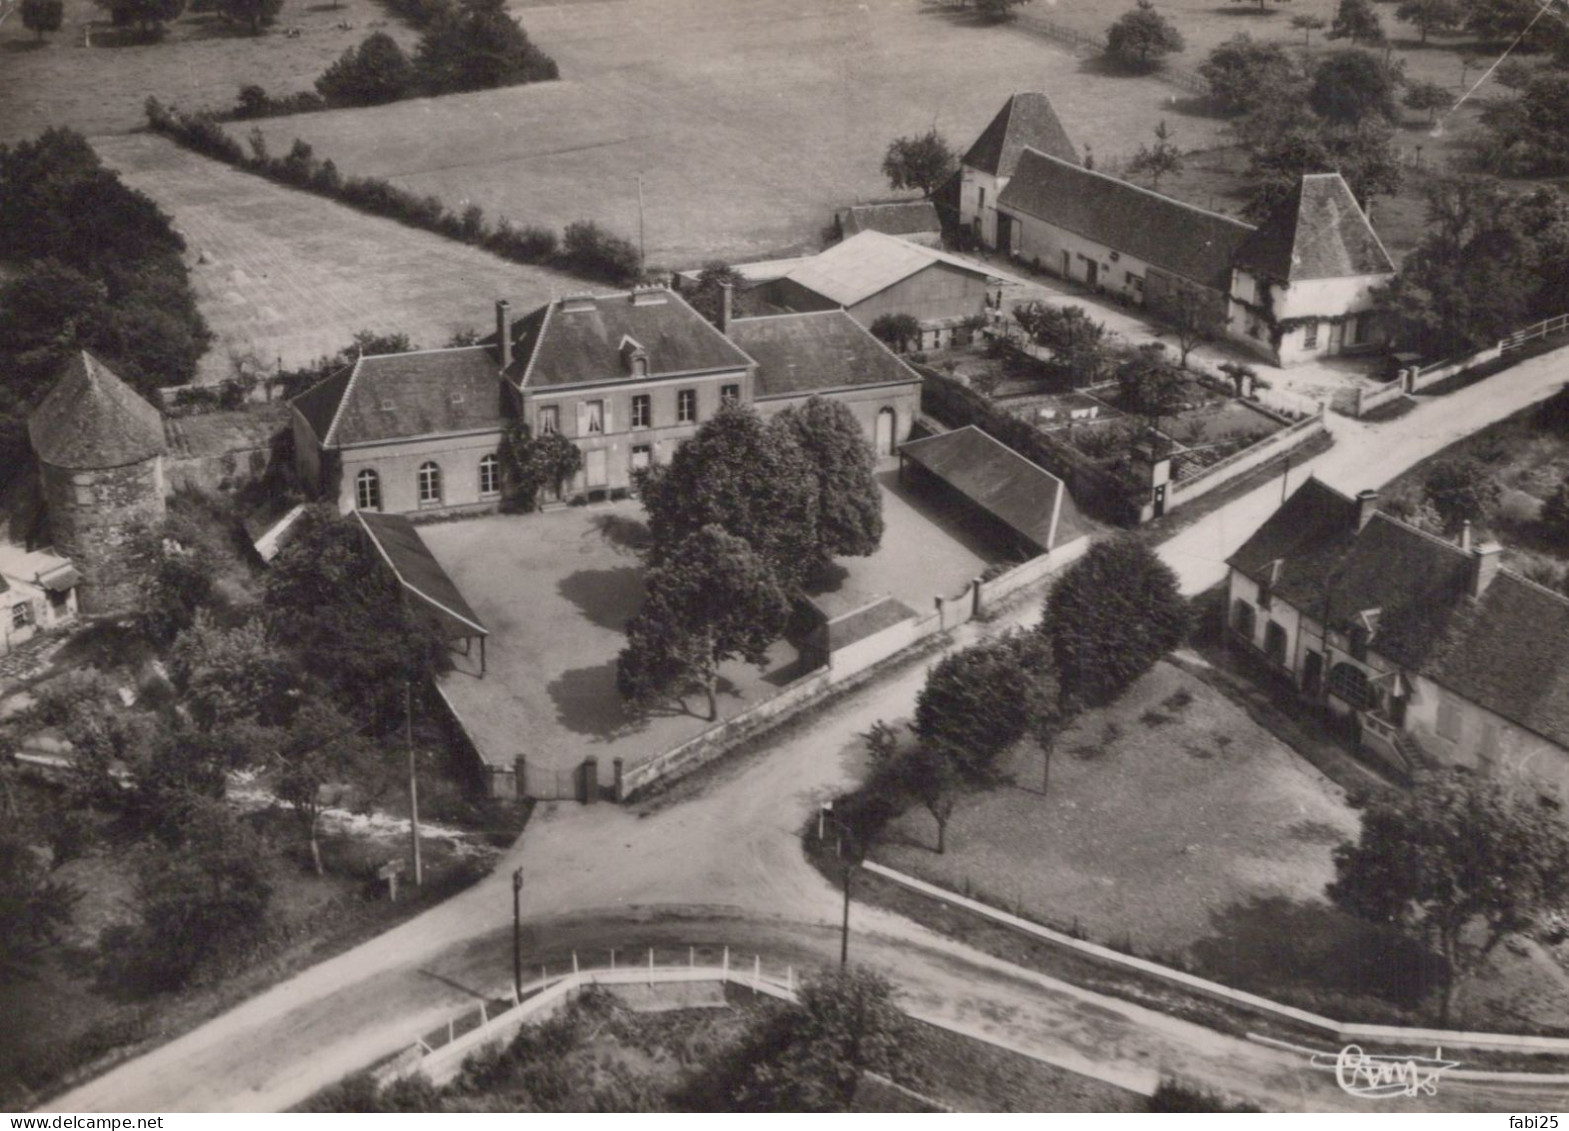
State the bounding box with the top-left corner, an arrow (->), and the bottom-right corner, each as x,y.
957,92 -> 1081,250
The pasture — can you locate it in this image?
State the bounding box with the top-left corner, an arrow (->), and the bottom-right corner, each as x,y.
91,133 -> 588,382
233,0 -> 1238,267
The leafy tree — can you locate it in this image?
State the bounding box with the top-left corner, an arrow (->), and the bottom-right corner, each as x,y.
1291,12 -> 1326,42
1403,79 -> 1452,124
106,798 -> 272,992
637,403 -> 821,590
1105,0 -> 1186,73
0,830 -> 78,984
1327,0 -> 1384,43
274,697 -> 379,876
971,0 -> 1031,17
1423,456 -> 1500,532
896,740 -> 964,854
1309,49 -> 1402,125
1541,474 -> 1569,546
1165,284 -> 1214,368
498,423 -> 583,512
168,611 -> 294,730
685,261 -> 746,327
1372,175 -> 1534,356
1199,34 -> 1299,116
1126,119 -> 1184,190
617,525 -> 790,720
880,128 -> 956,199
1148,1080 -> 1263,1112
316,32 -> 416,105
1232,0 -> 1290,10
219,0 -> 281,33
415,0 -> 558,94
1329,770 -> 1569,1024
1041,537 -> 1189,707
730,966 -> 917,1111
868,312 -> 921,354
1115,342 -> 1185,432
1244,117 -> 1401,218
772,396 -> 884,563
1011,302 -> 1109,384
1464,0 -> 1552,43
1218,359 -> 1259,396
1476,73 -> 1569,177
21,0 -> 63,39
93,0 -> 184,34
1396,0 -> 1461,42
264,507 -> 448,723
913,631 -> 1051,781
561,220 -> 640,283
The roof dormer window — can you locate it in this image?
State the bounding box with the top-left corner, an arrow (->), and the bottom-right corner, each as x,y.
380,399 -> 396,412
620,335 -> 649,377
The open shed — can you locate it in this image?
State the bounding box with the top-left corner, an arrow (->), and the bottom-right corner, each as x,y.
354,510 -> 490,674
898,425 -> 1069,557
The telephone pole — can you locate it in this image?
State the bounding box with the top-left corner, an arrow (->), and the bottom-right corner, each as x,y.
406,681 -> 422,886
512,867 -> 524,999
636,173 -> 646,275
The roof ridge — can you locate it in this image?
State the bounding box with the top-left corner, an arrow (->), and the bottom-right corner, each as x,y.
353,512 -> 487,636
1367,511 -> 1472,559
905,424 -> 1065,483
663,285 -> 759,366
1497,566 -> 1569,607
517,301 -> 551,390
1016,148 -> 1255,232
322,357 -> 364,448
361,344 -> 492,361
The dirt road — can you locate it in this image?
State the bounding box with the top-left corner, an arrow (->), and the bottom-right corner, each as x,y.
45,348 -> 1569,1113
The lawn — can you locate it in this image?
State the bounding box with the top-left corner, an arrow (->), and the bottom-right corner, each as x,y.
872,659 -> 1569,1030
89,133 -> 588,384
230,0 -> 1234,268
422,481 -> 1000,797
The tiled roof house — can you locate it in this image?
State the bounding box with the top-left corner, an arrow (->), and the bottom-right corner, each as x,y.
959,91 -> 1080,249
1226,477 -> 1569,796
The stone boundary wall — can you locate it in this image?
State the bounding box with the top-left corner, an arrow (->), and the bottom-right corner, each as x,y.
1168,408 -> 1327,508
865,861 -> 1569,1056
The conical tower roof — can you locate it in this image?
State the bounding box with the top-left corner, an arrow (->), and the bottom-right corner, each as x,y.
1233,173 -> 1394,283
28,351 -> 166,470
962,92 -> 1079,177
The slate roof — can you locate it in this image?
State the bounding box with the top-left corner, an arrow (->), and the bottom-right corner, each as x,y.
727,311 -> 920,398
292,347 -> 506,448
840,200 -> 941,239
1229,481 -> 1569,748
997,149 -> 1255,291
354,510 -> 487,641
780,230 -> 1002,309
900,425 -> 1066,552
962,92 -> 1080,177
508,287 -> 753,390
1234,173 -> 1394,283
28,351 -> 166,470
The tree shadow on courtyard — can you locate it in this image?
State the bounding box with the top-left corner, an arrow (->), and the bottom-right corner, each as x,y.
557,566 -> 644,632
585,512 -> 650,557
1189,895 -> 1445,1018
547,662 -> 748,740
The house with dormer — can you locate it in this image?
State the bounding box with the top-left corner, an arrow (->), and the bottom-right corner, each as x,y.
1227,478 -> 1569,799
290,284 -> 922,513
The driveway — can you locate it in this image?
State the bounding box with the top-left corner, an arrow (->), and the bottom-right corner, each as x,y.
47,345 -> 1569,1114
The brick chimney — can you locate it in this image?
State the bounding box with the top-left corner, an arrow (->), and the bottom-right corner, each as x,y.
1459,520 -> 1472,552
719,282 -> 733,335
495,299 -> 512,370
1355,488 -> 1378,531
1470,541 -> 1504,597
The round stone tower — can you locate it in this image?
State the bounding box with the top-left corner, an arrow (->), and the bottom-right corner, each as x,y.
28,351 -> 168,616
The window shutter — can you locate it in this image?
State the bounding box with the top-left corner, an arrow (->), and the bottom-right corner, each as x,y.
575,400 -> 587,437
603,399 -> 613,434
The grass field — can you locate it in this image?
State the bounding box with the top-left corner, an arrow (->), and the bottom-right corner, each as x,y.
232,0 -> 1237,267
90,132 -> 589,382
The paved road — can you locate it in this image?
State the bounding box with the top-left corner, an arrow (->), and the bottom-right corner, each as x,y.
46,348 -> 1569,1113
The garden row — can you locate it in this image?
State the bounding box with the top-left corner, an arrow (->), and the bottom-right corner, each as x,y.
144,99 -> 643,284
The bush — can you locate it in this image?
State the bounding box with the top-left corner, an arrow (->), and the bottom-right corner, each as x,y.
562,220 -> 641,283
316,32 -> 416,106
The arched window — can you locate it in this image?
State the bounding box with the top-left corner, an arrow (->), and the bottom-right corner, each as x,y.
418,461 -> 442,507
479,453 -> 500,499
1231,598 -> 1256,642
355,468 -> 381,511
1328,661 -> 1374,711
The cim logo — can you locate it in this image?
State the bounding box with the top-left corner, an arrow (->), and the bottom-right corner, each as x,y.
1309,1045 -> 1460,1099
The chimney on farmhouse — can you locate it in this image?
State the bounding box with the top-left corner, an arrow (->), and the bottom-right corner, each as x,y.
1470,541 -> 1504,598
496,299 -> 512,370
1355,489 -> 1378,531
719,282 -> 733,335
1459,521 -> 1473,552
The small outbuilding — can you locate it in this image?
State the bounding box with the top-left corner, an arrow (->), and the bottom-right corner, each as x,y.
354,510 -> 489,674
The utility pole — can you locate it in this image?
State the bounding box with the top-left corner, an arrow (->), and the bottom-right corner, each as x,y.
636,173 -> 646,276
512,867 -> 524,1000
837,835 -> 853,967
1282,452 -> 1292,504
406,681 -> 422,886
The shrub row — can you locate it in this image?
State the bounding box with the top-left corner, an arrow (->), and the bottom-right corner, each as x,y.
231,84 -> 328,120
145,98 -> 641,284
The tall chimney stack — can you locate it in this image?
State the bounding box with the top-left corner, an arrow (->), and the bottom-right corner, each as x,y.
1354,489 -> 1378,531
719,282 -> 733,336
1470,541 -> 1504,597
496,299 -> 512,370
1459,520 -> 1473,552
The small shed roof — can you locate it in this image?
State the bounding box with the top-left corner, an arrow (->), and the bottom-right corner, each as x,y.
354,510 -> 487,641
899,425 -> 1067,553
29,351 -> 166,470
839,200 -> 942,239
292,347 -> 506,449
780,231 -> 1005,309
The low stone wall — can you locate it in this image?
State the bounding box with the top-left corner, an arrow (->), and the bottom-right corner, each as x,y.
1352,380 -> 1406,418
1168,408 -> 1327,509
974,535 -> 1091,615
1406,344 -> 1503,394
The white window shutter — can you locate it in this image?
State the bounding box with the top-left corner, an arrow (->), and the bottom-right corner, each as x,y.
575,400 -> 587,437
603,399 -> 613,434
